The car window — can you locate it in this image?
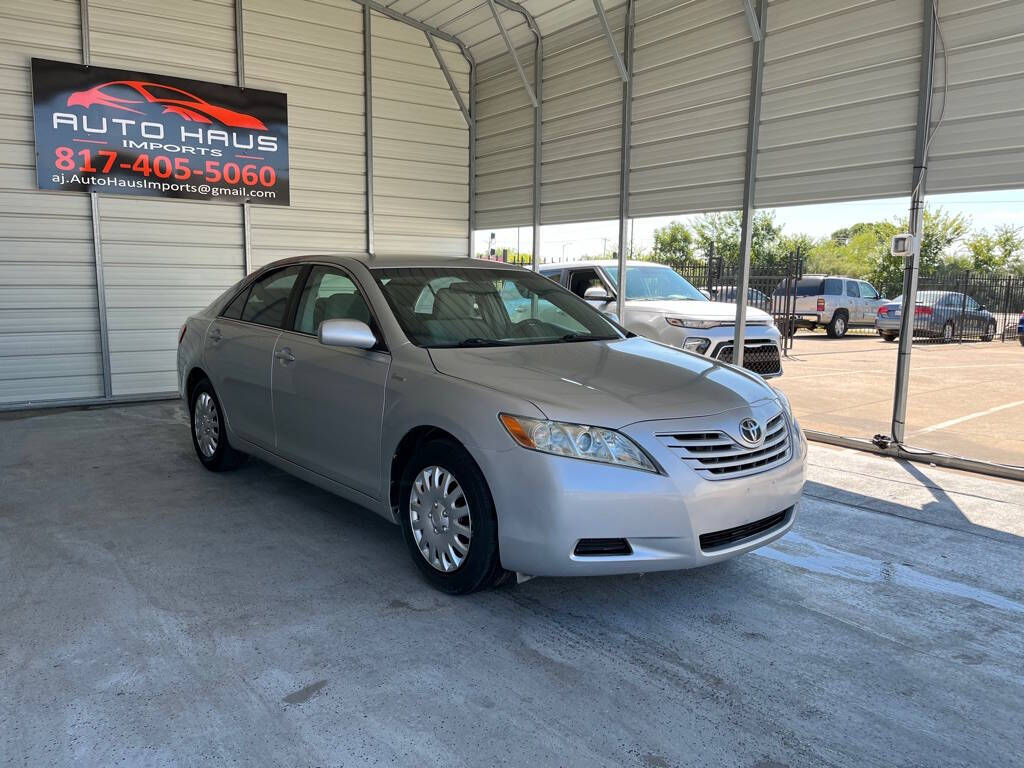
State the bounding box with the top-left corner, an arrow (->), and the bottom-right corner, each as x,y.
239,266 -> 302,328
568,269 -> 604,298
294,266 -> 372,335
373,267 -> 619,348
859,282 -> 879,300
777,277 -> 824,297
823,278 -> 843,296
845,281 -> 860,298
539,269 -> 562,283
964,295 -> 981,311
606,266 -> 707,301
222,286 -> 250,320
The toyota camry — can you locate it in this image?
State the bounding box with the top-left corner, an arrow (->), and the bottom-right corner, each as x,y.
177,255 -> 806,594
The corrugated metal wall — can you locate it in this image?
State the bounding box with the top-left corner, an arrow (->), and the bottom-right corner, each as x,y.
926,0 -> 1024,194
371,11 -> 469,255
630,0 -> 752,217
0,1 -> 103,404
755,0 -> 922,207
87,0 -> 245,397
244,0 -> 367,268
475,43 -> 536,229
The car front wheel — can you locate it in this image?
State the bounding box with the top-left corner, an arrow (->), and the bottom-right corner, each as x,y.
981,322 -> 996,342
399,439 -> 507,594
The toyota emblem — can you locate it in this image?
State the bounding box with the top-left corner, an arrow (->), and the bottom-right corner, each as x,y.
739,418 -> 763,446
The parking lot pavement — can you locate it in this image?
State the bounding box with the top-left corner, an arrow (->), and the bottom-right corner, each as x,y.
2,401 -> 1023,768
774,332 -> 1024,467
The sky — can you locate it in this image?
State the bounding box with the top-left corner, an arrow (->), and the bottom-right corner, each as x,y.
474,189 -> 1024,264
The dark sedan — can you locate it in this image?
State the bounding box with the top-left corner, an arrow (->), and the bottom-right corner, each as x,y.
875,291 -> 997,342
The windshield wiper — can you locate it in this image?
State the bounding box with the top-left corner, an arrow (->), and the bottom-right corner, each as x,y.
450,337 -> 516,347
560,333 -> 615,342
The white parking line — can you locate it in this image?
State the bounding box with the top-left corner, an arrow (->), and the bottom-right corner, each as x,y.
911,399 -> 1024,435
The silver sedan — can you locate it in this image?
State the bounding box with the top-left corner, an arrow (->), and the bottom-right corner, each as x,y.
177,255 -> 806,594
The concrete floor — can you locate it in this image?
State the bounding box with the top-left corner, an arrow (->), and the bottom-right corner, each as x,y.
2,401 -> 1023,767
774,332 -> 1024,466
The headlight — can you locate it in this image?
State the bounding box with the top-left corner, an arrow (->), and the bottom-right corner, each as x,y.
499,413 -> 657,472
765,315 -> 776,328
682,337 -> 710,354
773,388 -> 798,427
667,317 -> 719,329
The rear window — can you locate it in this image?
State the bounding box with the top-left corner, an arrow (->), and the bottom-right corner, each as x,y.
776,277 -> 824,297
823,278 -> 843,296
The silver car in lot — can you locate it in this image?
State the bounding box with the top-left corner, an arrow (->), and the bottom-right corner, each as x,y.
875,291 -> 998,342
177,255 -> 806,594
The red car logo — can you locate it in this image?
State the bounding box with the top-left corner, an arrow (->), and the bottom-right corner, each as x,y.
67,80 -> 267,130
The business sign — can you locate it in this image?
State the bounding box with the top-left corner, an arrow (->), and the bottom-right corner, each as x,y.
30,58 -> 289,205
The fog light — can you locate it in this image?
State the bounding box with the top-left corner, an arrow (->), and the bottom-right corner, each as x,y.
683,337 -> 710,354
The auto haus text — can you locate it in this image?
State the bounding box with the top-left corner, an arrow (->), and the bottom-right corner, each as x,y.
50,113 -> 279,157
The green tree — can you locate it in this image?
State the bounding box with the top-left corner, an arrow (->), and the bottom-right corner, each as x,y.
964,225 -> 1024,274
648,221 -> 696,269
691,210 -> 789,270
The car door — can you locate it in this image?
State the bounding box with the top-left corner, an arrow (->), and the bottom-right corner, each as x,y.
271,265 -> 391,498
859,281 -> 884,322
207,265 -> 303,449
844,279 -> 863,323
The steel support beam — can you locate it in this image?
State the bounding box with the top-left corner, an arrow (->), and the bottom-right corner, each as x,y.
615,0 -> 635,320
531,31 -> 542,268
732,0 -> 767,369
234,0 -> 252,275
486,0 -> 538,108
426,32 -> 472,127
80,0 -> 113,400
891,0 -> 938,443
363,4 -> 375,255
742,0 -> 763,42
592,0 -> 628,82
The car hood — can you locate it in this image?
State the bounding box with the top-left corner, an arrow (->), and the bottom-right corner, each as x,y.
627,299 -> 773,323
427,336 -> 777,428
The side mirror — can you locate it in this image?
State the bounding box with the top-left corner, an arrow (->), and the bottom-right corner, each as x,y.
584,285 -> 613,302
319,318 -> 377,350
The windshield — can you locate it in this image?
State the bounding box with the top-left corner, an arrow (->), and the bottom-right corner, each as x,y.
372,266 -> 623,348
605,265 -> 707,301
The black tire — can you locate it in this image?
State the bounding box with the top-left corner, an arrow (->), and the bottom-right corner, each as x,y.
881,332 -> 898,342
188,377 -> 247,471
941,321 -> 955,343
398,439 -> 507,594
826,310 -> 848,338
981,322 -> 996,342
1019,337 -> 1024,347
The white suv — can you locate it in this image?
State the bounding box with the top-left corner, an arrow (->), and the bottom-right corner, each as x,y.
777,275 -> 885,338
543,261 -> 783,377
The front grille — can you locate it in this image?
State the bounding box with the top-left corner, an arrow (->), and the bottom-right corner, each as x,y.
699,509 -> 789,551
715,342 -> 782,376
574,538 -> 632,557
659,412 -> 791,480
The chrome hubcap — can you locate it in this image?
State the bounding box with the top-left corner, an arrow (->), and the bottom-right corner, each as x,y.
409,466 -> 471,572
836,317 -> 845,334
193,392 -> 219,458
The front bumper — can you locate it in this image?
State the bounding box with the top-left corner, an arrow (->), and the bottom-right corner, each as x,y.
474,404 -> 807,577
676,324 -> 783,377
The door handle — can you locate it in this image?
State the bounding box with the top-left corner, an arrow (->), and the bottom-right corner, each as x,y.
208,327 -> 222,343
274,347 -> 296,364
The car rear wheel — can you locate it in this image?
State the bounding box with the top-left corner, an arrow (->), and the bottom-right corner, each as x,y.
398,439 -> 507,594
826,311 -> 848,338
981,322 -> 996,342
189,377 -> 247,471
880,332 -> 897,342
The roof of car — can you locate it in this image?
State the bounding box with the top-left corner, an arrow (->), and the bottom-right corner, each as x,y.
257,253 -> 526,271
540,259 -> 665,270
